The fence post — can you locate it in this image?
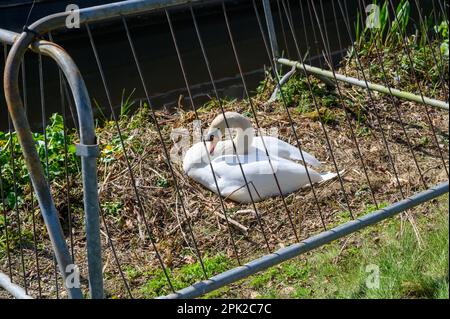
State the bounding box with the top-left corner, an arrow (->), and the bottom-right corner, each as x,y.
3,32 -> 83,299
262,0 -> 279,60
2,28 -> 104,298
76,144 -> 104,299
35,40 -> 104,299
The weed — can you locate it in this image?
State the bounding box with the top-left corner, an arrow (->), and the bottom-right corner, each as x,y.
0,114 -> 79,210
140,254 -> 233,298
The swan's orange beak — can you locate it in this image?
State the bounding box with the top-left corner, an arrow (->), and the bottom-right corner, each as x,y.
209,139 -> 217,155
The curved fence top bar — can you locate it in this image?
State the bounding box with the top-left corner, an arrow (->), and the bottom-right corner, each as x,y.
28,0 -> 216,34
1,26 -> 97,150
2,27 -> 101,298
0,29 -> 18,45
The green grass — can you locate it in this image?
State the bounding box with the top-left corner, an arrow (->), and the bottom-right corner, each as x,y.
229,196 -> 448,299
134,196 -> 448,299
138,254 -> 234,298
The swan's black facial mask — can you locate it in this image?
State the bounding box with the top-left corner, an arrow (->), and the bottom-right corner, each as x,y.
205,129 -> 221,154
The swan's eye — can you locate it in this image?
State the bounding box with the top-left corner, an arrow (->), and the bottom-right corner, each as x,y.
208,135 -> 214,141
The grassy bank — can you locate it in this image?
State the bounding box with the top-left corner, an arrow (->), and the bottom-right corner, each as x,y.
130,196 -> 448,299
225,195 -> 449,299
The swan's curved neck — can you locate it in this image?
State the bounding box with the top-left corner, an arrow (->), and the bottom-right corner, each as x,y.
232,125 -> 254,155
209,112 -> 255,155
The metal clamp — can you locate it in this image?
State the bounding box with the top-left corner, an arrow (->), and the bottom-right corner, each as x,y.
76,143 -> 100,158
22,26 -> 41,39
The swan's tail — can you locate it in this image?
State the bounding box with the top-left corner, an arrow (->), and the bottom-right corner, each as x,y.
319,172 -> 337,182
300,170 -> 343,190
320,169 -> 347,183
319,170 -> 346,183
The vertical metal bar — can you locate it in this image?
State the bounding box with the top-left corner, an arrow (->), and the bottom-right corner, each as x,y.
344,0 -> 360,80
253,0 -> 327,231
39,32 -> 105,299
1,43 -> 13,284
77,144 -> 104,299
43,34 -> 104,300
62,81 -> 80,134
330,0 -> 345,65
85,23 -> 175,292
4,30 -> 83,301
29,193 -> 42,298
8,95 -> 28,294
38,34 -> 103,298
165,9 -> 242,264
0,166 -> 13,283
21,56 -> 42,298
298,0 -> 311,64
262,0 -> 279,60
305,0 -> 322,68
276,0 -> 290,58
222,1 -> 299,242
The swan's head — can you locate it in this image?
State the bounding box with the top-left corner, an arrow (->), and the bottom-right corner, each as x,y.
205,112 -> 254,155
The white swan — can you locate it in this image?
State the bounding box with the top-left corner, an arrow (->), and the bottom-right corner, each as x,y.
183,112 -> 336,203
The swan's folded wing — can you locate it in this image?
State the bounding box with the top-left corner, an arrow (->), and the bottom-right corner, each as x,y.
254,136 -> 321,167
186,153 -> 331,203
211,154 -> 323,191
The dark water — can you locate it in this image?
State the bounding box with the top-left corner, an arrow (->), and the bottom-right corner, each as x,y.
0,0 -> 432,131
